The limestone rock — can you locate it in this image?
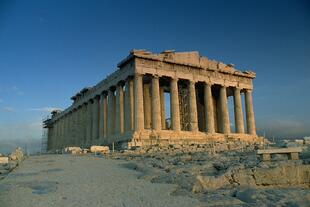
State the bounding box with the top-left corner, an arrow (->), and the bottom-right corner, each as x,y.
9,148 -> 23,161
253,163 -> 310,186
64,147 -> 82,154
0,157 -> 9,164
90,146 -> 110,154
192,174 -> 231,193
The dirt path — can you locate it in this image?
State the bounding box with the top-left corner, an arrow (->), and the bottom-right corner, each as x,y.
0,154 -> 201,207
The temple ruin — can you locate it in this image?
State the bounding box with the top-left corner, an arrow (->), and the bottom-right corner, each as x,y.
44,49 -> 261,150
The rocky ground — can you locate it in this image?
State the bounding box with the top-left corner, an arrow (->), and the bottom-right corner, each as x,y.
1,143 -> 309,207
107,144 -> 310,206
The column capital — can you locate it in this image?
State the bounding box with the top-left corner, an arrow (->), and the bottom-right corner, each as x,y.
152,74 -> 160,79
94,95 -> 100,100
101,90 -> 108,96
117,80 -> 125,87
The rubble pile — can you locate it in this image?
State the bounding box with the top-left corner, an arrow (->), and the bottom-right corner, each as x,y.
0,148 -> 24,179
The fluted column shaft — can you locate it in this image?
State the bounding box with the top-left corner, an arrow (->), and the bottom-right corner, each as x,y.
92,97 -> 99,141
99,93 -> 107,141
143,83 -> 151,129
76,106 -> 82,146
151,76 -> 161,130
160,88 -> 166,129
245,89 -> 256,135
189,81 -> 198,131
115,84 -> 124,134
124,80 -> 134,132
170,78 -> 180,131
219,86 -> 230,134
107,89 -> 115,136
82,103 -> 87,146
204,83 -> 215,133
234,88 -> 245,133
134,74 -> 144,130
86,100 -> 93,145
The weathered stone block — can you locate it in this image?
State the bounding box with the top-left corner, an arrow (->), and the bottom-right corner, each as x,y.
90,146 -> 110,154
0,157 -> 8,164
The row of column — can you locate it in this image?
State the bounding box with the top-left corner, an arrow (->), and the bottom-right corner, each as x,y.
134,75 -> 256,135
49,74 -> 256,149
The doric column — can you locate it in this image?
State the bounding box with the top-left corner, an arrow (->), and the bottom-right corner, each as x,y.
60,117 -> 65,148
204,83 -> 215,133
107,89 -> 116,136
86,100 -> 93,145
71,110 -> 76,145
160,87 -> 166,129
115,83 -> 124,134
189,81 -> 198,132
82,103 -> 87,146
92,96 -> 100,141
76,106 -> 82,146
134,74 -> 144,130
151,75 -> 161,130
99,92 -> 107,141
219,86 -> 230,134
233,88 -> 245,133
129,79 -> 134,130
53,123 -> 57,149
245,89 -> 256,135
170,78 -> 180,131
124,79 -> 134,132
143,83 -> 151,129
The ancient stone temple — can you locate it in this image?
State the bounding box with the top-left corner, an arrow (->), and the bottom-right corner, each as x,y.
44,49 -> 261,150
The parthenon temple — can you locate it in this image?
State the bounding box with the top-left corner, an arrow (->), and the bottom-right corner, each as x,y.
44,49 -> 262,150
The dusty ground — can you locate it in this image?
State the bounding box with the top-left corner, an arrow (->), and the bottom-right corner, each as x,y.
0,154 -> 201,207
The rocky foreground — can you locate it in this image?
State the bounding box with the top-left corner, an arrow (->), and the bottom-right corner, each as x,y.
0,143 -> 309,207
108,144 -> 310,206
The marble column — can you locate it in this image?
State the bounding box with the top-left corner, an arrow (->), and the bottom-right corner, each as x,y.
170,78 -> 180,131
76,106 -> 82,146
189,81 -> 198,132
245,89 -> 256,135
143,83 -> 151,129
160,87 -> 166,129
86,100 -> 93,145
82,103 -> 88,146
233,88 -> 245,133
204,83 -> 215,133
54,121 -> 58,149
115,84 -> 124,134
151,76 -> 161,130
134,74 -> 144,130
99,92 -> 107,141
124,79 -> 134,132
92,96 -> 100,141
70,112 -> 75,145
129,79 -> 135,130
219,86 -> 230,134
107,89 -> 116,136
60,117 -> 65,148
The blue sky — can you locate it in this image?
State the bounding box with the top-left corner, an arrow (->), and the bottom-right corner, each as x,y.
0,0 -> 309,144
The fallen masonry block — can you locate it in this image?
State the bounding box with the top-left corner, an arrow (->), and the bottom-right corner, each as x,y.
64,147 -> 82,154
0,157 -> 9,164
90,146 -> 110,154
9,148 -> 23,161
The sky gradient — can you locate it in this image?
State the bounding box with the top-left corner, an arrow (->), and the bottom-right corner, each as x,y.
0,0 -> 309,150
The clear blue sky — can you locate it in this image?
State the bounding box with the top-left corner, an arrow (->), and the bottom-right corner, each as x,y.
0,0 -> 309,142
